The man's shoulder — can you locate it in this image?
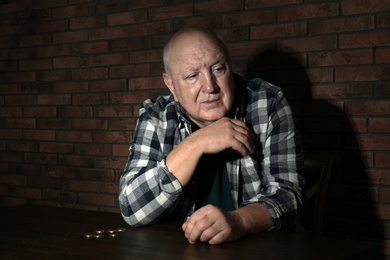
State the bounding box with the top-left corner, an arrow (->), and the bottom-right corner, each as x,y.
246,78 -> 282,95
141,93 -> 176,119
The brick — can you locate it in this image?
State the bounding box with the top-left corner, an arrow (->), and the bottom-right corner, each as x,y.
89,26 -> 128,41
24,152 -> 58,164
58,106 -> 93,117
376,84 -> 390,98
98,182 -> 118,194
130,49 -> 162,63
56,131 -> 92,143
110,64 -> 149,78
72,119 -> 108,130
5,71 -> 36,83
8,164 -> 41,176
275,68 -> 333,84
37,94 -> 71,105
53,56 -> 89,69
195,0 -> 243,15
44,165 -> 76,178
0,107 -> 23,117
109,38 -> 144,51
90,53 -> 128,66
62,179 -> 97,192
77,168 -> 116,181
378,13 -> 390,29
109,118 -> 136,131
8,186 -> 42,199
278,36 -> 337,53
78,192 -> 116,207
223,10 -> 275,27
309,50 -> 373,67
172,16 -> 222,32
370,118 -> 390,133
5,95 -> 36,106
38,70 -> 71,81
347,101 -> 390,116
304,117 -> 367,133
310,16 -> 374,35
72,93 -> 109,105
19,59 -> 52,71
5,118 -> 36,129
72,41 -> 108,54
377,48 -> 390,64
0,48 -> 35,60
75,143 -> 112,156
94,157 -> 127,170
89,0 -> 127,14
42,189 -> 77,203
128,21 -> 171,36
375,153 -> 390,168
376,204 -> 390,220
53,30 -> 88,44
279,3 -> 339,21
92,131 -> 131,144
340,31 -> 390,49
128,77 -> 165,90
89,79 -> 126,92
53,81 -> 89,93
107,11 -> 148,26
36,20 -> 69,33
69,16 -> 106,29
23,107 -> 57,118
113,144 -> 129,157
19,34 -> 51,47
72,68 -> 108,80
36,45 -> 71,57
39,142 -> 73,154
52,5 -> 89,19
58,154 -> 94,167
23,130 -> 56,141
36,118 -> 71,129
228,41 -> 275,57
110,91 -> 150,105
95,106 -> 133,117
149,3 -> 193,20
32,0 -> 68,9
0,171 -> 25,186
126,0 -> 167,9
8,141 -> 39,152
336,66 -> 390,82
353,135 -> 390,151
20,81 -> 54,93
251,22 -> 307,40
310,83 -> 373,99
27,176 -> 61,189
342,0 -> 390,15
245,0 -> 301,8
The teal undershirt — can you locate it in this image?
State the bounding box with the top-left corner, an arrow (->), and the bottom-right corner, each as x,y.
195,153 -> 235,211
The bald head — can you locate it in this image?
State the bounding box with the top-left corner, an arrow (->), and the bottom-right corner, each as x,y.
163,27 -> 230,76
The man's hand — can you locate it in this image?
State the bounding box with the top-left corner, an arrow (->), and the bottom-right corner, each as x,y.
182,204 -> 243,244
182,203 -> 273,244
194,117 -> 255,157
166,117 -> 255,186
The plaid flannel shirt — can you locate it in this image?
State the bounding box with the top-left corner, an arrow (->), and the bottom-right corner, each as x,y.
119,77 -> 304,230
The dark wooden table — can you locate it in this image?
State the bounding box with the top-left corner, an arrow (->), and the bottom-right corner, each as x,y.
0,204 -> 379,259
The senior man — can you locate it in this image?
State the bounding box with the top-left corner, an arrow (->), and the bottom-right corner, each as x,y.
119,27 -> 304,245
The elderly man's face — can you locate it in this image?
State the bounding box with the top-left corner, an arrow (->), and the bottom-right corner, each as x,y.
163,32 -> 234,127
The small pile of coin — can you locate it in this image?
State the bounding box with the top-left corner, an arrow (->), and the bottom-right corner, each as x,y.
84,228 -> 126,239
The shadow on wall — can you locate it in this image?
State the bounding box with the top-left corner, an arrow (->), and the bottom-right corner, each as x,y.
244,47 -> 383,254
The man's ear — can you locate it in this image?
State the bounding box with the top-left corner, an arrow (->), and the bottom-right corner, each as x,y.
163,73 -> 175,96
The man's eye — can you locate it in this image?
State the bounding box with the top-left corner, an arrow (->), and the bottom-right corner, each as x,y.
213,66 -> 226,74
186,74 -> 198,83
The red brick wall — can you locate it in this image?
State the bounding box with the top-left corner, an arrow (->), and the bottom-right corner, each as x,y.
0,0 -> 389,255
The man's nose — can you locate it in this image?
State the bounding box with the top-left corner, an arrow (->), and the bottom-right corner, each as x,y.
201,72 -> 218,93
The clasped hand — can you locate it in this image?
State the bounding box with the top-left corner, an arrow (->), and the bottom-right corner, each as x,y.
191,117 -> 255,157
